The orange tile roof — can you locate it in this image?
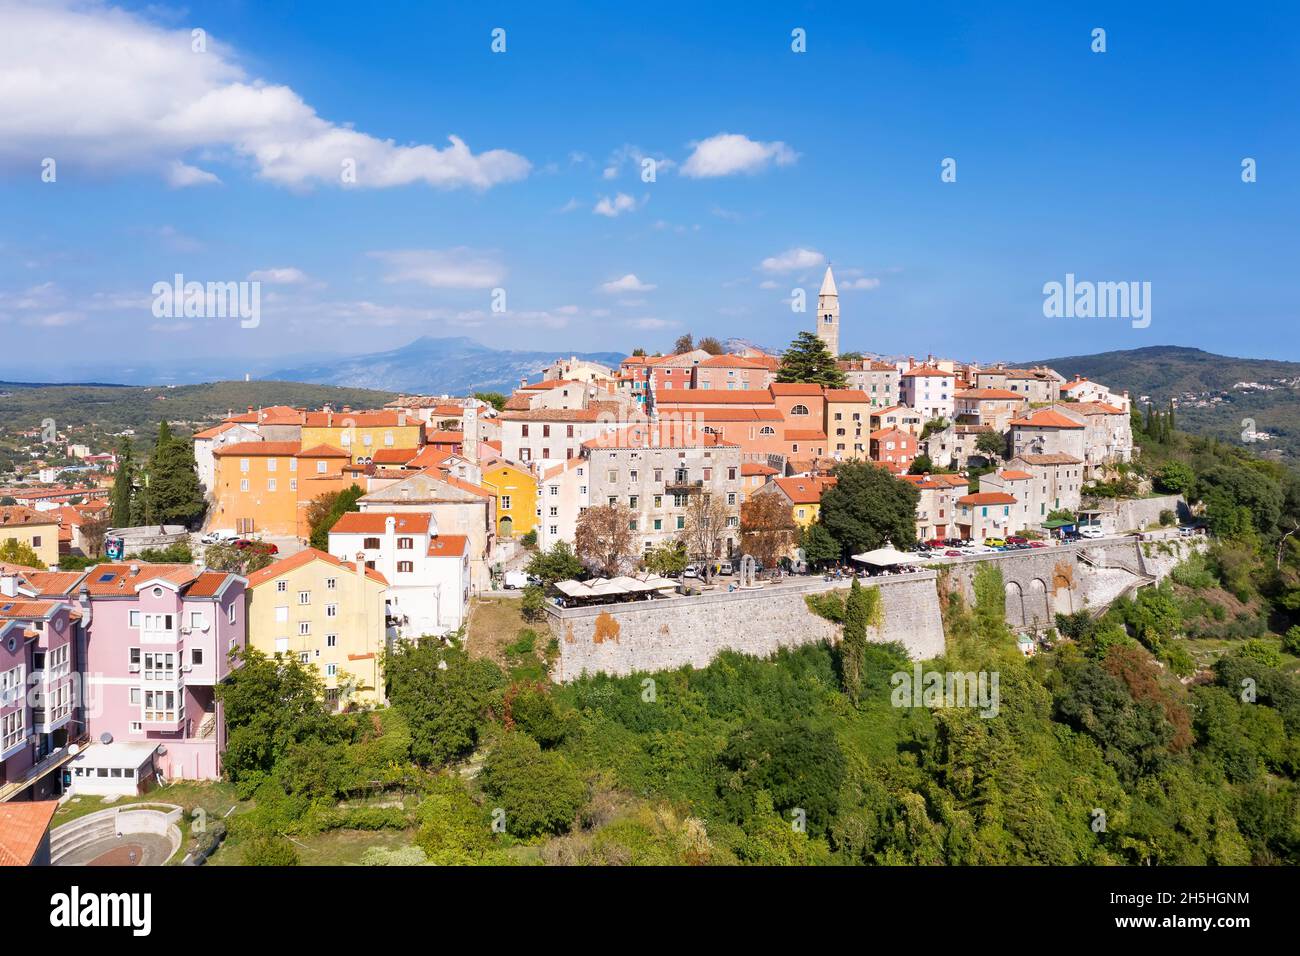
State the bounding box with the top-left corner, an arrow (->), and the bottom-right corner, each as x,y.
1010,410 -> 1084,429
297,444 -> 351,458
824,389 -> 871,402
654,388 -> 773,405
78,563 -> 216,596
741,462 -> 778,476
698,353 -> 768,369
426,430 -> 464,444
0,505 -> 57,528
247,547 -> 388,588
771,475 -> 837,504
439,474 -> 495,499
901,365 -> 950,377
957,492 -> 1018,505
330,513 -> 433,535
212,441 -> 302,457
770,383 -> 823,395
427,535 -> 468,557
783,429 -> 826,441
370,448 -> 420,465
192,422 -> 241,440
999,470 -> 1034,480
407,447 -> 453,470
0,800 -> 58,866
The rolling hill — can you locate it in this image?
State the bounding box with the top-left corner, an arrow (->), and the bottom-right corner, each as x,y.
1028,345 -> 1300,461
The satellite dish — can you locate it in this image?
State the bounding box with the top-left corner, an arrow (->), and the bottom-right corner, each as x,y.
156,745 -> 168,756
68,744 -> 81,755
99,732 -> 113,745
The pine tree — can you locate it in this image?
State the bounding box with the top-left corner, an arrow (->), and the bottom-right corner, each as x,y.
110,439 -> 134,527
1167,400 -> 1176,437
146,420 -> 206,527
842,578 -> 868,703
776,331 -> 847,388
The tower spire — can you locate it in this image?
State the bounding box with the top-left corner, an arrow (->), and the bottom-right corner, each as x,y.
815,264 -> 840,357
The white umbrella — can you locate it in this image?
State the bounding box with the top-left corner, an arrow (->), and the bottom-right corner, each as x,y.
851,545 -> 923,567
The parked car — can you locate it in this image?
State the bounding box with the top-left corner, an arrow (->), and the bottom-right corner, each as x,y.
1006,535 -> 1028,546
717,561 -> 734,576
1078,526 -> 1105,539
503,570 -> 537,590
944,549 -> 963,557
201,529 -> 239,545
1028,541 -> 1048,548
683,564 -> 701,578
984,537 -> 1007,549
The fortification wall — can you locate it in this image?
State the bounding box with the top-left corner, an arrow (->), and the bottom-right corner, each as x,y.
548,572 -> 945,681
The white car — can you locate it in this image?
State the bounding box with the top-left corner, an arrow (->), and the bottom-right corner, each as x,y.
200,529 -> 239,545
1078,526 -> 1105,539
503,570 -> 534,590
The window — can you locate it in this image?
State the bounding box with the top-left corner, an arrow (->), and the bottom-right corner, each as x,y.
629,495 -> 638,509
299,621 -> 311,636
298,590 -> 311,605
228,603 -> 236,624
267,458 -> 277,472
130,687 -> 141,705
189,611 -> 203,629
240,479 -> 250,492
2,711 -> 25,751
267,478 -> 277,492
326,663 -> 337,677
130,721 -> 142,733
397,537 -> 413,550
240,458 -> 249,473
397,561 -> 414,573
326,604 -> 338,617
549,486 -> 559,496
363,537 -> 381,549
129,609 -> 141,627
676,516 -> 685,530
316,461 -> 327,473
500,495 -> 511,510
521,424 -> 529,437
791,404 -> 810,416
653,495 -> 662,509
326,634 -> 337,648
275,605 -> 288,623
759,426 -> 775,436
549,525 -> 558,536
192,648 -> 203,666
276,580 -> 287,593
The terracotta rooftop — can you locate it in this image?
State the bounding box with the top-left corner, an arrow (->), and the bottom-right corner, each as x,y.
0,801 -> 58,866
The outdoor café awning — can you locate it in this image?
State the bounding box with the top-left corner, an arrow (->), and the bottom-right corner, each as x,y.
552,575 -> 679,599
851,546 -> 923,567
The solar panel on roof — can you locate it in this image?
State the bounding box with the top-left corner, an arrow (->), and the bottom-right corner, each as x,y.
97,572 -> 116,582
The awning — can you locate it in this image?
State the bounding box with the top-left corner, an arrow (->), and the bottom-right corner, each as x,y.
851,547 -> 923,567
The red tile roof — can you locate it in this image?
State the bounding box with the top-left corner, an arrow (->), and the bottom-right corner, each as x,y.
247,547 -> 388,588
769,383 -> 823,396
958,492 -> 1018,506
427,535 -> 468,557
330,513 -> 433,535
0,505 -> 57,528
0,800 -> 58,866
1010,410 -> 1085,429
771,475 -> 837,504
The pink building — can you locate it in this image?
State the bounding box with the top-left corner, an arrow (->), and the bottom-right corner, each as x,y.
79,563 -> 246,783
0,576 -> 79,801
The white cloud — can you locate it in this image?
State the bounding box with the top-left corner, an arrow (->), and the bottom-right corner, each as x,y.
601,144 -> 675,181
599,273 -> 655,294
166,160 -> 221,187
760,247 -> 825,273
680,133 -> 797,178
841,277 -> 881,290
370,248 -> 505,289
0,0 -> 530,190
247,267 -> 309,285
593,192 -> 641,217
627,317 -> 677,330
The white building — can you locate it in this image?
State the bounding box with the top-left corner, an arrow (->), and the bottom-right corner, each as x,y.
328,512 -> 469,640
899,366 -> 956,422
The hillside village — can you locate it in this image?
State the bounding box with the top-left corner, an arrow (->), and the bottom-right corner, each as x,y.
0,266 -> 1170,801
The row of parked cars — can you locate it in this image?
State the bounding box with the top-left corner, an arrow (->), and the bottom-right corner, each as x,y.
198,529 -> 279,554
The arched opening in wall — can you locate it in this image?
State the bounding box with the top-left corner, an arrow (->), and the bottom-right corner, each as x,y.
1005,580 -> 1025,628
499,516 -> 513,538
1028,578 -> 1049,625
1052,560 -> 1075,615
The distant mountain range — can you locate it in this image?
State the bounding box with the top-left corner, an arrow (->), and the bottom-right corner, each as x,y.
1027,345 -> 1300,461
266,336 -> 627,395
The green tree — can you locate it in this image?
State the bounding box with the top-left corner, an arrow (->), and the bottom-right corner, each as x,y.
644,542 -> 688,577
525,540 -> 583,585
1155,461 -> 1195,496
673,333 -> 695,354
308,483 -> 364,551
216,646 -> 341,793
908,454 -> 933,475
800,522 -> 840,567
975,429 -> 1005,460
697,336 -> 725,355
841,578 -> 868,702
818,461 -> 921,556
520,584 -> 546,621
110,439 -> 134,527
146,421 -> 205,526
776,331 -> 846,387
716,719 -> 845,837
384,643 -> 504,767
473,392 -> 507,412
0,540 -> 46,569
478,731 -> 586,837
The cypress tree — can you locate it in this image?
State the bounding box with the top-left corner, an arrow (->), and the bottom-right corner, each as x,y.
842,578 -> 868,703
110,439 -> 134,527
147,421 -> 206,527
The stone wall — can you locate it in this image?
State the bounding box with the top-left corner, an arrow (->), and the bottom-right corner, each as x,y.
548,572 -> 945,680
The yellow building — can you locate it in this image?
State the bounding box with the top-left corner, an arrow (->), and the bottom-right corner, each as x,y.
210,441 -> 356,538
824,389 -> 874,459
246,548 -> 390,710
480,459 -> 537,539
0,505 -> 60,567
301,410 -> 425,466
758,476 -> 838,527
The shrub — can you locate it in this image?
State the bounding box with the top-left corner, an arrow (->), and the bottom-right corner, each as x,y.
241,833 -> 300,866
479,731 -> 586,838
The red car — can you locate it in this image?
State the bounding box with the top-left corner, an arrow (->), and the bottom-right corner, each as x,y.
926,538 -> 946,549
944,550 -> 963,557
1006,536 -> 1028,546
1028,541 -> 1048,548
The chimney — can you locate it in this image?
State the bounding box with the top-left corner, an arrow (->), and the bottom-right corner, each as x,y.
520,377 -> 528,390
0,573 -> 16,598
355,552 -> 366,586
385,515 -> 397,583
398,411 -> 407,427
247,406 -> 254,415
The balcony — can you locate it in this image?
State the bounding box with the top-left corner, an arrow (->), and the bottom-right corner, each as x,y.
665,478 -> 704,493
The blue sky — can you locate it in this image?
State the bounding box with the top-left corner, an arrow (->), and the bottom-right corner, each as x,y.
1,0 -> 1297,379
